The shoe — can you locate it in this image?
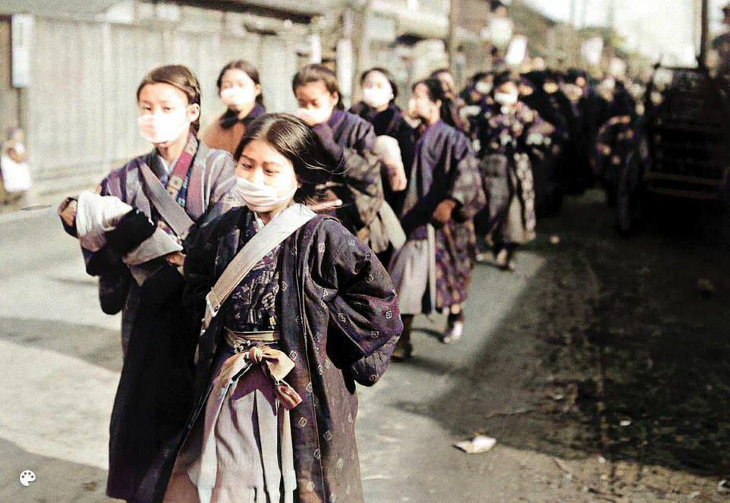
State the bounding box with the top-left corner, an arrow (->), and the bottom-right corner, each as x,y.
391,342 -> 413,361
494,248 -> 508,269
441,321 -> 464,344
475,252 -> 490,263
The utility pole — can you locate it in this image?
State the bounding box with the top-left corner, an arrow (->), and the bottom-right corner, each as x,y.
581,0 -> 589,29
448,0 -> 461,76
570,0 -> 578,28
698,0 -> 709,67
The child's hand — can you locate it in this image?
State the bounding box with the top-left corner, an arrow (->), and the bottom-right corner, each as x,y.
58,198 -> 78,228
164,251 -> 185,267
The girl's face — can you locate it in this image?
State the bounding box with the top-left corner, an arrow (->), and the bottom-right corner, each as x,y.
137,83 -> 199,145
408,83 -> 439,121
237,139 -> 298,210
361,71 -> 394,110
496,81 -> 518,96
435,72 -> 456,98
219,68 -> 261,111
295,81 -> 338,121
362,70 -> 391,92
494,82 -> 520,108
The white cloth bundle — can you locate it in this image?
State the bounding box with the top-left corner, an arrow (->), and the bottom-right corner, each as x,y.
373,135 -> 403,173
373,136 -> 407,192
75,190 -> 182,264
76,191 -> 132,252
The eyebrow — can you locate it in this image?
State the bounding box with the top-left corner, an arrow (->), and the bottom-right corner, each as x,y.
240,154 -> 286,169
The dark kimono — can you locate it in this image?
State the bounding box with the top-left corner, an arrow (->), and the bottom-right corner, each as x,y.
80,139 -> 235,501
138,206 -> 402,503
350,101 -> 417,215
391,120 -> 485,314
594,114 -> 648,232
478,102 -> 545,246
312,109 -> 392,254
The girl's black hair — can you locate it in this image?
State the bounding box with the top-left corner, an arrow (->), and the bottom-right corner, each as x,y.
412,78 -> 457,128
493,70 -> 516,90
470,71 -> 490,84
234,113 -> 332,204
292,64 -> 344,110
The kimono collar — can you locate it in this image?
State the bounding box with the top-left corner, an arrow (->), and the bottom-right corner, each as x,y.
326,107 -> 346,130
219,102 -> 266,130
419,118 -> 445,137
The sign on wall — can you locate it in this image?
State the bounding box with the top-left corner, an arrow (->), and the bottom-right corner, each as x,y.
11,14 -> 33,88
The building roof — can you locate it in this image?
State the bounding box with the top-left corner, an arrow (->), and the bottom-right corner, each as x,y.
0,0 -> 123,17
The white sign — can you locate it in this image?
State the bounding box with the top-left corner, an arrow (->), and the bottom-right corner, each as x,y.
487,16 -> 514,49
336,39 -> 354,106
505,35 -> 528,66
309,34 -> 322,64
581,36 -> 604,66
11,14 -> 33,88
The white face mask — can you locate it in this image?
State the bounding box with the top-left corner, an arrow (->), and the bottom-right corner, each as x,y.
475,81 -> 493,95
362,87 -> 393,109
220,87 -> 256,109
494,92 -> 519,106
138,112 -> 190,144
296,107 -> 332,126
234,177 -> 297,213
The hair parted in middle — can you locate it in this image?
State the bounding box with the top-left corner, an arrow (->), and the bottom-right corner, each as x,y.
234,113 -> 333,205
136,64 -> 202,133
291,64 -> 344,109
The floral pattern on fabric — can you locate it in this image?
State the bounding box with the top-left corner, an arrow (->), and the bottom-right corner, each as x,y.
223,218 -> 281,332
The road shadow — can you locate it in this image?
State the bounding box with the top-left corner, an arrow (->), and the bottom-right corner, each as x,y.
0,317 -> 122,372
409,192 -> 730,478
0,437 -> 119,503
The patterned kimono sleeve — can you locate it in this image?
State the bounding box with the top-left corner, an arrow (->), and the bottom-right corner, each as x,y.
312,219 -> 403,385
448,134 -> 487,220
324,122 -> 384,234
339,123 -> 383,198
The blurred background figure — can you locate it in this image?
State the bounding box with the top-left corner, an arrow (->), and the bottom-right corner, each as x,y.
0,128 -> 32,204
350,67 -> 415,216
201,60 -> 266,155
475,72 -> 552,271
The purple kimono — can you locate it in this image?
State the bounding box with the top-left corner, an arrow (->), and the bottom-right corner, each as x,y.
396,120 -> 485,312
350,101 -> 417,215
137,206 -> 402,503
312,109 -> 391,253
478,102 -> 545,245
77,139 -> 235,501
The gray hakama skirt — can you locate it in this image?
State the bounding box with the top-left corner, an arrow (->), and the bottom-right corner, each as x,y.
164,342 -> 296,503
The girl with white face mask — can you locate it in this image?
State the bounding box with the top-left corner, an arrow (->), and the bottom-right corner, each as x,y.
201,60 -> 266,155
162,113 -> 402,503
388,79 -> 486,360
292,64 -> 396,261
475,72 -> 554,272
58,64 -> 236,503
350,68 -> 415,215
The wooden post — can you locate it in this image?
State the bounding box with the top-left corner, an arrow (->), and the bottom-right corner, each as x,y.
448,0 -> 460,76
699,0 -> 709,67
